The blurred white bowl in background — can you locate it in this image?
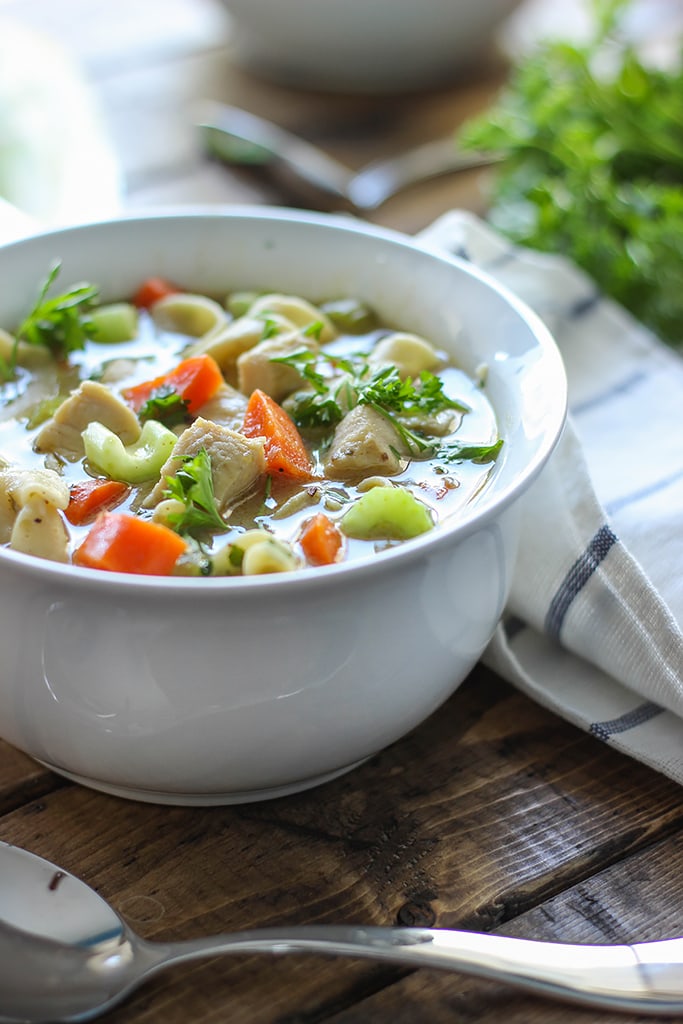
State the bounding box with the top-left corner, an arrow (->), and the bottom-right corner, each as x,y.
220,0 -> 524,93
0,19 -> 120,224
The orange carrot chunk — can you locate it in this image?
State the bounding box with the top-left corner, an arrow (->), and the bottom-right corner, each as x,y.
122,354 -> 224,415
242,389 -> 315,481
132,276 -> 179,309
300,512 -> 343,566
73,512 -> 187,575
65,478 -> 130,526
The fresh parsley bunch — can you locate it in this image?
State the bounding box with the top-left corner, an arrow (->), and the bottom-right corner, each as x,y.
458,0 -> 683,348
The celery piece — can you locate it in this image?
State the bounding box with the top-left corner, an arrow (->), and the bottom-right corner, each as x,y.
226,291 -> 260,318
340,486 -> 433,541
319,298 -> 378,333
89,303 -> 138,344
24,394 -> 66,429
82,419 -> 176,484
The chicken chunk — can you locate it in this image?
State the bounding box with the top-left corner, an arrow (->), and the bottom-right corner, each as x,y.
237,333 -> 318,403
34,380 -> 141,461
324,405 -> 406,481
145,417 -> 265,511
194,383 -> 248,432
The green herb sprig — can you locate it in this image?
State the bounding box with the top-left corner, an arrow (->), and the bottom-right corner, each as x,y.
274,348 -> 466,454
163,448 -> 226,537
0,263 -> 100,381
17,262 -> 99,360
436,438 -> 503,464
139,385 -> 190,428
457,0 -> 683,347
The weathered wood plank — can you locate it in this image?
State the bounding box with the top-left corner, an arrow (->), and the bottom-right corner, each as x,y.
0,671 -> 679,1023
321,830 -> 683,1024
0,740 -> 65,814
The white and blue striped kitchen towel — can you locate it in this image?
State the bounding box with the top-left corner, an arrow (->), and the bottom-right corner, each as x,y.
419,211 -> 683,785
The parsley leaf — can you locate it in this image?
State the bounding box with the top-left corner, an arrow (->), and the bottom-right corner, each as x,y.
457,0 -> 683,347
436,438 -> 503,464
163,448 -> 227,537
274,349 -> 463,451
139,385 -> 190,427
15,262 -> 99,362
358,365 -> 466,418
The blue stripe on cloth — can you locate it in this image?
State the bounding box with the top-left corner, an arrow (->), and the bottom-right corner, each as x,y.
606,465 -> 683,517
481,247 -> 518,271
571,369 -> 649,416
590,701 -> 664,741
567,291 -> 601,318
450,244 -> 471,261
544,524 -> 619,640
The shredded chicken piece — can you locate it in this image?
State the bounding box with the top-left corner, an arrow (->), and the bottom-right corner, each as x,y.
145,416 -> 265,511
237,333 -> 318,403
34,380 -> 140,461
324,405 -> 405,481
195,382 -> 248,432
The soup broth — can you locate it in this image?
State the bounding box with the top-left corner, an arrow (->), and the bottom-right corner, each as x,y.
0,271 -> 502,576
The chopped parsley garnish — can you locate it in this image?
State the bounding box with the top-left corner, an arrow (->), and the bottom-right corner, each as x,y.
139,385 -> 190,427
273,348 -> 467,455
259,316 -> 280,341
302,320 -> 326,340
436,438 -> 504,464
163,448 -> 227,537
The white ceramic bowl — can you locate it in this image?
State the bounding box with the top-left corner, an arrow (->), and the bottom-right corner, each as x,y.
221,0 -> 523,93
0,208 -> 565,805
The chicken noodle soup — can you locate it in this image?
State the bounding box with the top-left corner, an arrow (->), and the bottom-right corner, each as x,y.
0,266 -> 503,576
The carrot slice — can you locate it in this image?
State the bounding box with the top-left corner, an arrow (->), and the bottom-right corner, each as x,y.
300,512 -> 343,566
133,276 -> 179,309
122,354 -> 224,416
65,478 -> 130,526
73,512 -> 187,575
242,389 -> 315,481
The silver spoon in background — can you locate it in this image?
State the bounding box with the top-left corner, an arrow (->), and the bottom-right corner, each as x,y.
197,101 -> 500,213
2,841 -> 683,1022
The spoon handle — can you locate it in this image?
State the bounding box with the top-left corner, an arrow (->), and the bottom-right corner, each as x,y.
150,926 -> 683,1015
197,101 -> 354,209
346,138 -> 499,211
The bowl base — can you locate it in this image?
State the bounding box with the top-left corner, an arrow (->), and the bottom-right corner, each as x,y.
36,756 -> 370,806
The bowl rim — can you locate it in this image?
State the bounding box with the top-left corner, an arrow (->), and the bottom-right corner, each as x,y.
0,205 -> 567,596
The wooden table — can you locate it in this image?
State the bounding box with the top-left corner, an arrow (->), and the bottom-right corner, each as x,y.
1,1 -> 682,1021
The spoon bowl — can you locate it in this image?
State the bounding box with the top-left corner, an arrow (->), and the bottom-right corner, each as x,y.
2,840 -> 683,1022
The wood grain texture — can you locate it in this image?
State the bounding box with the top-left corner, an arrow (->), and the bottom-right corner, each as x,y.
0,741 -> 63,814
0,671 -> 680,1023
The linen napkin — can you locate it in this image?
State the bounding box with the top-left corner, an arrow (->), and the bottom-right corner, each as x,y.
418,211 -> 683,785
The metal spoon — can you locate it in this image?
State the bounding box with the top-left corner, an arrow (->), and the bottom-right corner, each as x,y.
1,840 -> 683,1022
197,101 -> 499,213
